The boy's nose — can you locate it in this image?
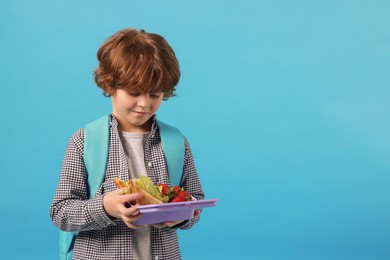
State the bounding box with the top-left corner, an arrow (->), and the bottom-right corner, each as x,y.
137,95 -> 149,107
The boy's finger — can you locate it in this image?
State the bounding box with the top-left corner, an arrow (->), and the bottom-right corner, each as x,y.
121,209 -> 143,229
121,203 -> 140,216
112,188 -> 127,195
194,209 -> 201,217
126,205 -> 142,217
120,193 -> 143,203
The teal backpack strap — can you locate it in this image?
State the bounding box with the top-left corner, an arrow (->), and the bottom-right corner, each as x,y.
59,114 -> 110,260
84,114 -> 110,197
59,231 -> 76,260
157,120 -> 185,186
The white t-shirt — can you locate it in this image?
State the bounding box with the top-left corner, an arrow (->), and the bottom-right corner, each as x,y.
119,131 -> 152,260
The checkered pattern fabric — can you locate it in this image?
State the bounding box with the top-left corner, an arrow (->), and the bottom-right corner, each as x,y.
50,115 -> 205,260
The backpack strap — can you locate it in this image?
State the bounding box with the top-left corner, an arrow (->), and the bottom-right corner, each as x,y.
59,115 -> 110,260
157,120 -> 185,186
84,115 -> 110,197
59,231 -> 76,260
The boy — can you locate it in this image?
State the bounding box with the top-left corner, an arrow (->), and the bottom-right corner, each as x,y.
50,28 -> 204,260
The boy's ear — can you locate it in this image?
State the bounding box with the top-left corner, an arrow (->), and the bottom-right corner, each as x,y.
105,86 -> 116,96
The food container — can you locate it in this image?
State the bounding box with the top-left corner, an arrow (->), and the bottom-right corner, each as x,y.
133,198 -> 218,225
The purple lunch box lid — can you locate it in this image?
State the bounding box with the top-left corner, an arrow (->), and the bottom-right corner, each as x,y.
133,198 -> 219,225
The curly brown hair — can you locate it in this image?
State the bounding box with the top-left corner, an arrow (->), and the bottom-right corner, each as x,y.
94,28 -> 180,99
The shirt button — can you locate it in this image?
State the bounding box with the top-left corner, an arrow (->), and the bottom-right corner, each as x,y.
147,162 -> 152,167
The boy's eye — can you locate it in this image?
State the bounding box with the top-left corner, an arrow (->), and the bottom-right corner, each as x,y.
127,92 -> 140,97
150,93 -> 163,99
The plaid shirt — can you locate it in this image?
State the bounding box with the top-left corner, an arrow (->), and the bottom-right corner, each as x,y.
50,115 -> 204,260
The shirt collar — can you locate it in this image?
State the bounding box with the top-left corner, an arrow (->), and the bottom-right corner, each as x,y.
109,113 -> 159,137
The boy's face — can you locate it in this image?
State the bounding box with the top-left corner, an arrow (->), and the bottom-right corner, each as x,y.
111,88 -> 164,132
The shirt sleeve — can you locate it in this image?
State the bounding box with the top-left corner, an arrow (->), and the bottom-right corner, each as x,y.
49,129 -> 116,232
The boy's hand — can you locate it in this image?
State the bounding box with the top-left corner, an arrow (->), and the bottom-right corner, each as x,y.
103,188 -> 143,229
153,209 -> 201,228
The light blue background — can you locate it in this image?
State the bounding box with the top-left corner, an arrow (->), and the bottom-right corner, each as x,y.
0,1 -> 389,259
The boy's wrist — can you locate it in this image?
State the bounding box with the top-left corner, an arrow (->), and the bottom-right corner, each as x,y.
88,194 -> 117,227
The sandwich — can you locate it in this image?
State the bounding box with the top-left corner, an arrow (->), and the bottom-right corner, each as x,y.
114,176 -> 192,205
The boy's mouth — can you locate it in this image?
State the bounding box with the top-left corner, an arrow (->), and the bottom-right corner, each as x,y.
132,110 -> 148,115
